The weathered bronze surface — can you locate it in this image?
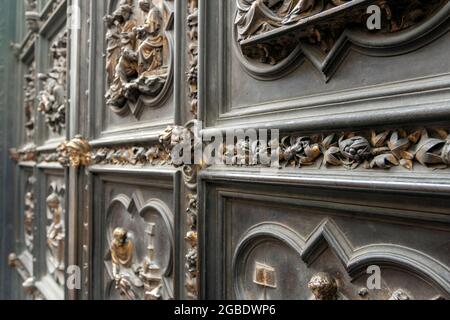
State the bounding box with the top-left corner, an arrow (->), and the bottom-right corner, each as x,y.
2,0 -> 450,301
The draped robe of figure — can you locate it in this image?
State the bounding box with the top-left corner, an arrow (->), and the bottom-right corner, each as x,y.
235,0 -> 290,42
135,5 -> 167,97
282,0 -> 349,24
235,0 -> 350,40
46,194 -> 65,286
110,229 -> 143,299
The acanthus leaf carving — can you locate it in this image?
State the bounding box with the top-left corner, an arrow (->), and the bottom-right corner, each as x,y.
211,127 -> 450,171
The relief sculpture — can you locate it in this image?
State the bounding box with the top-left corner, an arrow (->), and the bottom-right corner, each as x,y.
109,227 -> 143,300
25,0 -> 40,33
24,176 -> 36,253
235,0 -> 346,42
234,0 -> 449,78
216,127 -> 450,171
233,220 -> 450,300
45,182 -> 65,286
24,62 -> 36,141
104,193 -> 174,300
107,226 -> 167,300
105,0 -> 174,117
38,30 -> 67,134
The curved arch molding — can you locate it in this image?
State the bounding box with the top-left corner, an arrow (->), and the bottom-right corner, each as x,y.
232,220 -> 450,299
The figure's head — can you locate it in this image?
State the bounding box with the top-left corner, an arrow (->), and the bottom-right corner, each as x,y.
113,227 -> 128,246
147,6 -> 163,35
139,0 -> 152,12
46,193 -> 60,210
308,272 -> 338,300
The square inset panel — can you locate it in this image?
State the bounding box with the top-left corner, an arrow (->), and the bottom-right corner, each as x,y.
201,178 -> 450,300
90,0 -> 182,142
91,168 -> 181,300
200,0 -> 450,129
35,167 -> 66,300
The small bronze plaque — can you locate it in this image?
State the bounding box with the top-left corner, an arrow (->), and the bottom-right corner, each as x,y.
254,262 -> 276,288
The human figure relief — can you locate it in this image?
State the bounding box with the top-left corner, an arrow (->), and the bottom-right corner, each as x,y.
282,0 -> 349,24
104,0 -> 172,115
46,191 -> 65,285
24,192 -> 34,252
38,32 -> 67,134
133,1 -> 168,97
108,228 -> 143,300
235,0 -> 285,42
106,21 -> 139,110
235,0 -> 350,41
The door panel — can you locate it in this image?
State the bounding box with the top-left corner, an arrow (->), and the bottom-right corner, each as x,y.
90,169 -> 180,300
201,179 -> 450,300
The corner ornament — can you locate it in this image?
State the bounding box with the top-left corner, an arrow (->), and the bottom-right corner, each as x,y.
57,135 -> 92,168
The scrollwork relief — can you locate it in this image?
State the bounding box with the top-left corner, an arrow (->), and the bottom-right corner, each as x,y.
166,121 -> 200,299
92,144 -> 170,166
234,0 -> 450,79
214,127 -> 450,171
187,0 -> 198,117
38,30 -> 67,134
185,1 -> 200,297
9,145 -> 37,163
104,0 -> 174,117
40,0 -> 65,23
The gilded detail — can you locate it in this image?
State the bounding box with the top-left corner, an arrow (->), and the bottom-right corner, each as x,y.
56,136 -> 92,167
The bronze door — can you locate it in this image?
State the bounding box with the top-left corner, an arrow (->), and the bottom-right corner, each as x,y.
1,0 -> 450,300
